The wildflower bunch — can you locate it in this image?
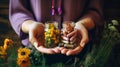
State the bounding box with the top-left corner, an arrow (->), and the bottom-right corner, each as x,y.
45,23 -> 60,48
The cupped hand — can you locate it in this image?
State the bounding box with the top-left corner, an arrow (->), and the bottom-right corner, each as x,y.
60,22 -> 89,56
28,22 -> 61,54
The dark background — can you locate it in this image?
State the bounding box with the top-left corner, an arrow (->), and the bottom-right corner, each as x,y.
0,0 -> 120,67
0,0 -> 21,48
104,0 -> 120,20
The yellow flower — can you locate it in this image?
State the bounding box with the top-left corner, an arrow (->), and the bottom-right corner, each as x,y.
45,23 -> 60,47
18,47 -> 31,58
0,46 -> 7,59
0,46 -> 3,51
3,38 -> 13,50
17,57 -> 30,67
46,34 -> 50,37
0,46 -> 6,55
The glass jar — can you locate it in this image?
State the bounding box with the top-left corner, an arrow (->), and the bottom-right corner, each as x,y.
59,21 -> 77,49
44,21 -> 61,48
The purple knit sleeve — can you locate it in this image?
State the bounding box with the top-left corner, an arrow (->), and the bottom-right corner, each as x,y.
9,0 -> 34,46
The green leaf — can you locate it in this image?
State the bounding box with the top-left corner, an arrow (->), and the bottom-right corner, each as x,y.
112,20 -> 119,26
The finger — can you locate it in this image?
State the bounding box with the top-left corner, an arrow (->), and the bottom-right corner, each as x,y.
70,34 -> 77,42
80,41 -> 86,48
61,36 -> 69,41
71,38 -> 77,43
57,47 -> 64,50
29,29 -> 45,47
79,30 -> 89,48
67,30 -> 77,38
38,47 -> 56,54
75,23 -> 88,41
66,46 -> 83,56
34,43 -> 56,54
61,48 -> 69,54
78,26 -> 89,45
52,47 -> 61,53
29,30 -> 38,44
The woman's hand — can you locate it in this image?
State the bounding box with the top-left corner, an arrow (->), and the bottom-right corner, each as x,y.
60,22 -> 89,56
22,20 -> 61,54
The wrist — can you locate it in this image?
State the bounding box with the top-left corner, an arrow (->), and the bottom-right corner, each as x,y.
21,20 -> 36,33
76,18 -> 95,30
75,22 -> 86,31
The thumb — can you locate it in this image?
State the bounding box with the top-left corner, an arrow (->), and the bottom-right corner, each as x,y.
29,30 -> 39,46
79,37 -> 89,48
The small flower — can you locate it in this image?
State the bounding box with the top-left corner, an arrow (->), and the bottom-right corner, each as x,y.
3,38 -> 13,50
18,47 -> 31,58
17,57 -> 30,67
0,46 -> 7,59
0,46 -> 6,54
